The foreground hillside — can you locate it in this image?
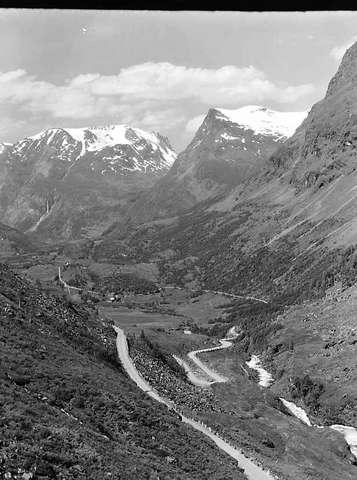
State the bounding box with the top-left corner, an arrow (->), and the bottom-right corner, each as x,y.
0,263 -> 247,480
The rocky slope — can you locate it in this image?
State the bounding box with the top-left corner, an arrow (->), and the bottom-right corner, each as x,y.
268,42 -> 357,190
0,125 -> 176,241
125,106 -> 306,223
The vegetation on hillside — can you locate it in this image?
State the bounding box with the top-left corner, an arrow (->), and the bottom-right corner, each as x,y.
0,263 -> 247,480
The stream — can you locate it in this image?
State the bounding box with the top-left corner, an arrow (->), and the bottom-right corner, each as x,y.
114,325 -> 276,480
245,353 -> 357,460
176,326 -> 357,462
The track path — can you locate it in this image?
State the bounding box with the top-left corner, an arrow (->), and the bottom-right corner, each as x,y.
114,325 -> 276,480
58,266 -> 81,294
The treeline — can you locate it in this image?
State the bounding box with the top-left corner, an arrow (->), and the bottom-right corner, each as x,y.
97,272 -> 159,295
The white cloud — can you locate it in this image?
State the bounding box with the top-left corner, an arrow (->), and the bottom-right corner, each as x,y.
64,62 -> 314,105
185,115 -> 205,135
330,35 -> 357,62
0,63 -> 314,142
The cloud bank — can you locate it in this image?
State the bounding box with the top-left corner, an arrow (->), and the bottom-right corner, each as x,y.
330,36 -> 357,62
0,62 -> 315,145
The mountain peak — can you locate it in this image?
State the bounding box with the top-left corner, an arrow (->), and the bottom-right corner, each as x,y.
326,41 -> 357,97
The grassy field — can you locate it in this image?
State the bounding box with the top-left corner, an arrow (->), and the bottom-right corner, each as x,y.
100,286 -> 233,331
100,304 -> 184,331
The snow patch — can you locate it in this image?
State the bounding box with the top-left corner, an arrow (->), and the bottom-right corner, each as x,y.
330,425 -> 357,459
246,355 -> 357,458
279,398 -> 312,426
0,142 -> 12,153
214,105 -> 307,139
226,326 -> 239,338
220,132 -> 240,141
246,355 -> 274,387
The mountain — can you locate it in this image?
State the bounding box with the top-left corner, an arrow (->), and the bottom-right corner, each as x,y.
125,105 -> 306,224
0,124 -> 176,240
101,41 -> 357,302
15,125 -> 175,177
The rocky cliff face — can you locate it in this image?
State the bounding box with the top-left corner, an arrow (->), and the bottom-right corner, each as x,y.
269,42 -> 357,191
0,125 -> 176,240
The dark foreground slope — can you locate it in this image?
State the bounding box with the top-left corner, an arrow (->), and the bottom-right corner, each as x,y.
0,264 -> 246,480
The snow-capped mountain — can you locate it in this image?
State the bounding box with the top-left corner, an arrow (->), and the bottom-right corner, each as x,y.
0,124 -> 176,240
12,125 -> 176,176
124,105 -> 306,224
187,106 -> 306,162
179,105 -> 306,176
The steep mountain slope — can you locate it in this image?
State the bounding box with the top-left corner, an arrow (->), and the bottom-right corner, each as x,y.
106,41 -> 357,300
0,125 -> 176,240
0,262 -> 247,480
126,106 -> 306,224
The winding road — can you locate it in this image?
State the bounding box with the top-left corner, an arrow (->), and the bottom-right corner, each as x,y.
165,285 -> 268,304
172,355 -> 213,387
114,325 -> 276,480
173,334 -> 237,387
186,339 -> 233,383
58,266 -> 81,294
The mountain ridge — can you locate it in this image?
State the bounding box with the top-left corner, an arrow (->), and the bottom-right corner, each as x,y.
0,123 -> 176,240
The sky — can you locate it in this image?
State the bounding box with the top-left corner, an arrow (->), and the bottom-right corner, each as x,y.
1,10 -> 357,151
